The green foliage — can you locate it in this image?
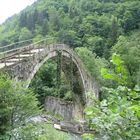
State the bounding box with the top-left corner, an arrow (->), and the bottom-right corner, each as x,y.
86,87 -> 140,140
82,133 -> 94,140
0,0 -> 140,58
76,47 -> 107,83
15,123 -> 68,140
112,32 -> 140,87
84,55 -> 140,139
85,86 -> 140,140
0,75 -> 41,139
101,53 -> 128,86
29,60 -> 72,103
29,60 -> 57,104
117,1 -> 140,32
19,27 -> 33,41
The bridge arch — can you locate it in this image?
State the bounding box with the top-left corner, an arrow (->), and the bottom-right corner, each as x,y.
2,44 -> 99,116
27,44 -> 86,96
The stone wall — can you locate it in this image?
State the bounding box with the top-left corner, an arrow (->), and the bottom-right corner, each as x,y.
44,96 -> 74,121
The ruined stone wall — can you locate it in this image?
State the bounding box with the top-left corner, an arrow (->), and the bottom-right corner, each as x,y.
44,96 -> 74,120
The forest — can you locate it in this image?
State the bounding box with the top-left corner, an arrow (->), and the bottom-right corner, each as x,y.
0,0 -> 140,139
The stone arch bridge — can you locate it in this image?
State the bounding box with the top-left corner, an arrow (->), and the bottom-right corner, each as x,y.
0,40 -> 99,119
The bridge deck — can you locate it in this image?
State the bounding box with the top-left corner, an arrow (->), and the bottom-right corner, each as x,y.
0,48 -> 43,69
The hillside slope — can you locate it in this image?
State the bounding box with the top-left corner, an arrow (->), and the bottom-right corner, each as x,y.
0,0 -> 140,86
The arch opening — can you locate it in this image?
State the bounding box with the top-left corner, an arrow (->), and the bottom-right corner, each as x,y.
28,50 -> 86,120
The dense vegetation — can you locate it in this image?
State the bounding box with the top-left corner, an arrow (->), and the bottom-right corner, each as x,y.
0,0 -> 140,86
0,75 -> 69,140
85,54 -> 140,139
29,60 -> 73,104
0,0 -> 140,139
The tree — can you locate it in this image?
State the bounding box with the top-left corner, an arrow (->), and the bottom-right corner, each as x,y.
48,7 -> 61,32
75,47 -> 107,83
108,17 -> 120,46
19,27 -> 33,41
116,1 -> 140,32
19,12 -> 27,28
112,32 -> 140,87
58,30 -> 81,47
0,75 -> 41,139
84,54 -> 140,139
84,35 -> 105,57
